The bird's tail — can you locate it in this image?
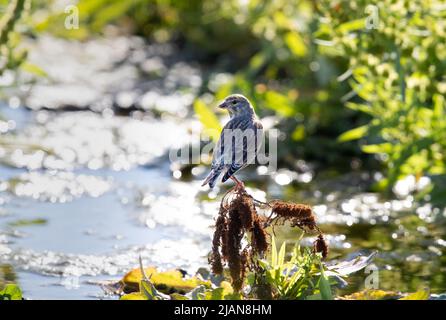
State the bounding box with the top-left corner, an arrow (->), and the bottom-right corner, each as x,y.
201,168 -> 222,189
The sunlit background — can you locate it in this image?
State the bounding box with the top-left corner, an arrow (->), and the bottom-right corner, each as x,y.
0,0 -> 445,299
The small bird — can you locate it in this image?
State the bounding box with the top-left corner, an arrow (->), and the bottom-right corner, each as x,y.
202,94 -> 263,189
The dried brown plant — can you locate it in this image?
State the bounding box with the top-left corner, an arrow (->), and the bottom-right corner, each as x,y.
210,187 -> 328,291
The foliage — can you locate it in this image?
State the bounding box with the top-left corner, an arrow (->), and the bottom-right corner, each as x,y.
317,0 -> 446,203
253,237 -> 334,300
0,0 -> 28,85
0,284 -> 22,300
117,237 -> 380,300
0,0 -> 49,88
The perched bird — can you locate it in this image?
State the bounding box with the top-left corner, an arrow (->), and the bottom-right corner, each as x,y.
202,94 -> 263,189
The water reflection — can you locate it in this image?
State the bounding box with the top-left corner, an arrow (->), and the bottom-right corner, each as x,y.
8,171 -> 111,202
1,111 -> 193,171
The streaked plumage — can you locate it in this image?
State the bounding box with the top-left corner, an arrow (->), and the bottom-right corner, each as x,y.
202,94 -> 263,189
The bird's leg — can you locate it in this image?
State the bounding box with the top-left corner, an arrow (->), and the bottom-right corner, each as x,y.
230,175 -> 245,190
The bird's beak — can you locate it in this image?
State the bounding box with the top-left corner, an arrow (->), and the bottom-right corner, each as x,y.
218,101 -> 227,109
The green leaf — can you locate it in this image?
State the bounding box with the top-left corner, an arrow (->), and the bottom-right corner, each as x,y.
291,125 -> 305,141
202,281 -> 235,300
319,267 -> 333,300
336,19 -> 366,34
271,236 -> 278,267
140,278 -> 161,300
131,257 -> 174,300
284,32 -> 307,57
21,62 -> 48,77
284,269 -> 302,295
264,90 -> 296,117
258,259 -> 269,269
278,241 -> 286,266
0,284 -> 22,300
349,80 -> 374,101
361,143 -> 393,154
345,102 -> 374,115
249,52 -> 267,73
399,289 -> 430,300
0,0 -> 27,46
91,0 -> 138,32
338,124 -> 369,142
193,98 -> 222,142
433,94 -> 444,119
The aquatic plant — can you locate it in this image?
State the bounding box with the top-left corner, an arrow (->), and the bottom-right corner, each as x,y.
209,187 -> 329,297
253,237 -> 332,300
209,189 -> 328,289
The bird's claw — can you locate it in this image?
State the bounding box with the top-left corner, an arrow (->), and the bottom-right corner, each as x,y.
235,181 -> 245,192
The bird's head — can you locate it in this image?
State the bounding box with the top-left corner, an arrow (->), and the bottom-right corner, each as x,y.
218,94 -> 254,117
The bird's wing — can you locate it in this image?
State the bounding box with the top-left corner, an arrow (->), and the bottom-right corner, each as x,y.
221,118 -> 263,182
233,118 -> 263,165
210,119 -> 232,170
253,119 -> 264,155
202,125 -> 229,188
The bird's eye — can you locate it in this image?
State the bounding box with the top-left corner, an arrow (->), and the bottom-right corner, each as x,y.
232,100 -> 237,105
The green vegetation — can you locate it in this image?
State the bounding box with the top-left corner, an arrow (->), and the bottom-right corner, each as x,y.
1,0 -> 46,93
0,0 -> 28,89
117,238 -> 426,300
252,238 -> 334,300
317,0 -> 446,204
0,0 -> 27,149
0,284 -> 22,300
119,239 -> 355,301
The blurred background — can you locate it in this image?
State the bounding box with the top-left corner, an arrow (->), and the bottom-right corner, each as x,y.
0,0 -> 445,299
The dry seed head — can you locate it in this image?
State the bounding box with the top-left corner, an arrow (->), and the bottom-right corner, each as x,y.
313,234 -> 329,259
